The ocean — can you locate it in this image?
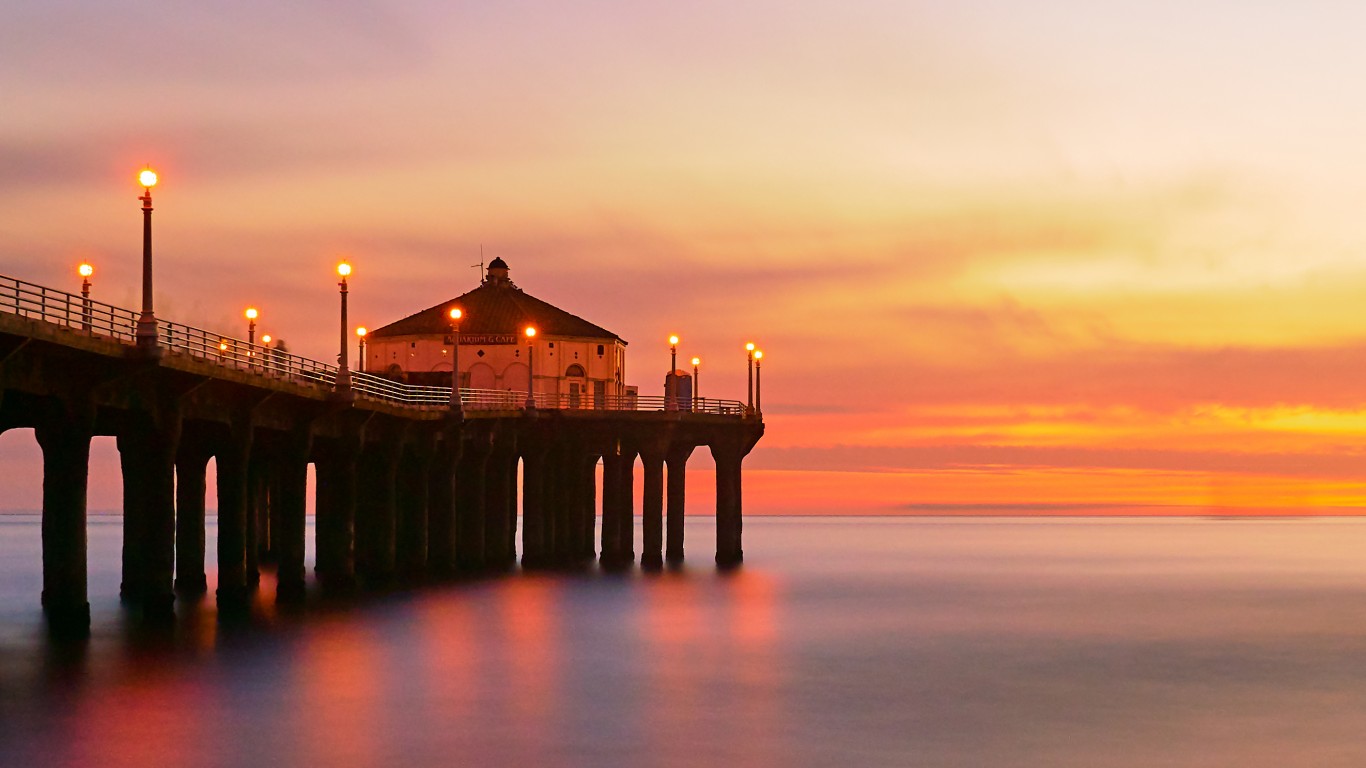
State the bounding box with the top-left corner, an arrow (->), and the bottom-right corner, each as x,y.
3,515 -> 1366,767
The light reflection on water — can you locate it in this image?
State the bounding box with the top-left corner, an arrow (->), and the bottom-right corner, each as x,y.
5,516 -> 1366,766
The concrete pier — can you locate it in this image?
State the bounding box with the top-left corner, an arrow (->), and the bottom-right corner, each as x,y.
0,301 -> 764,633
36,401 -> 93,633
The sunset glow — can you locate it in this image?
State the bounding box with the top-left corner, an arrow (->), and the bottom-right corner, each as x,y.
6,1 -> 1366,515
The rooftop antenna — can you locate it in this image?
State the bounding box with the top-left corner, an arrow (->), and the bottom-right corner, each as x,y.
472,244 -> 485,282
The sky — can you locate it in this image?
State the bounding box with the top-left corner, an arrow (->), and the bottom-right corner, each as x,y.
5,1 -> 1366,514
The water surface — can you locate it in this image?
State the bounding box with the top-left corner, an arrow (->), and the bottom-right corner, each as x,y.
3,516 -> 1366,767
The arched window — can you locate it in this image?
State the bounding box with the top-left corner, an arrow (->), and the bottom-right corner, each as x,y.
469,362 -> 496,390
502,362 -> 529,393
565,363 -> 586,378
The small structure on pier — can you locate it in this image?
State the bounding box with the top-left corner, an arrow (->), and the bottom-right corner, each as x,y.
365,258 -> 633,406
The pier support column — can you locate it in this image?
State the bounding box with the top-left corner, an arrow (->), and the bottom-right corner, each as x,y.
427,423 -> 462,576
484,436 -> 518,571
245,451 -> 269,586
640,446 -> 666,570
520,438 -> 550,569
710,440 -> 745,568
357,437 -> 401,586
314,437 -> 359,593
36,402 -> 93,634
455,429 -> 492,571
546,441 -> 574,565
601,446 -> 637,570
117,411 -> 181,619
215,425 -> 252,607
173,445 -> 210,594
275,430 -> 312,604
396,432 -> 436,582
665,445 -> 694,564
580,453 -> 600,563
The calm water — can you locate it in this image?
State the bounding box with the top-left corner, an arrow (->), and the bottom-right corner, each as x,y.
4,515 -> 1366,766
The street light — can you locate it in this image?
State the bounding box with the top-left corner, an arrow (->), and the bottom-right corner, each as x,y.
448,308 -> 463,411
245,307 -> 258,343
745,342 -> 756,414
668,334 -> 680,410
691,356 -> 700,412
524,325 -> 537,409
754,350 -> 764,415
135,168 -> 159,352
77,263 -> 93,331
356,327 -> 367,373
336,262 -> 352,394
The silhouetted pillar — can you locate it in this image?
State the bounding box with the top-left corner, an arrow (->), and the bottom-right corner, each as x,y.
216,426 -> 252,606
665,445 -> 693,564
396,435 -> 435,581
640,447 -> 665,570
314,440 -> 358,592
582,454 -> 600,562
117,412 -> 181,619
601,448 -> 636,570
547,443 -> 573,564
275,431 -> 312,603
36,404 -> 93,634
174,448 -> 209,594
427,427 -> 462,576
357,439 -> 401,585
521,439 -> 549,568
245,452 -> 269,586
711,441 -> 744,567
455,432 -> 492,571
485,439 -> 517,570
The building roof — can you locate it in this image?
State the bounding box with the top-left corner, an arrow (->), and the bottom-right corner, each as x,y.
368,260 -> 624,343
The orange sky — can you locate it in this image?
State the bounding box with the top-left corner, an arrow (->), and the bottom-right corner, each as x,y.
5,2 -> 1366,514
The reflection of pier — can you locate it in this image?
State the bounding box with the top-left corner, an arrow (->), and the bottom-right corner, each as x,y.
0,274 -> 763,634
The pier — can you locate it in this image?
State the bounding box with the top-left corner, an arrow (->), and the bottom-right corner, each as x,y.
0,273 -> 763,634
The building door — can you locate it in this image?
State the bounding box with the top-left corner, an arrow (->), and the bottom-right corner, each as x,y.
565,364 -> 586,409
593,380 -> 606,409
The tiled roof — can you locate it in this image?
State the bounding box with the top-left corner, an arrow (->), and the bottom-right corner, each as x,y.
369,279 -> 624,343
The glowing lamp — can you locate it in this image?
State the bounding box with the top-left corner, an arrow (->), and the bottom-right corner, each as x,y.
669,335 -> 679,346
245,307 -> 258,320
745,342 -> 755,352
219,341 -> 228,351
337,262 -> 352,277
754,350 -> 763,360
139,169 -> 158,188
525,326 -> 537,338
78,263 -> 93,278
356,327 -> 367,337
449,308 -> 462,321
261,334 -> 271,344
691,357 -> 700,366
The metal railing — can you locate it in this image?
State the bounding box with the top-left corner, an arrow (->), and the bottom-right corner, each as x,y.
0,276 -> 139,342
0,272 -> 751,416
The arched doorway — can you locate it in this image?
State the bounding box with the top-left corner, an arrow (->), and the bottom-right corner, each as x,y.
565,363 -> 587,408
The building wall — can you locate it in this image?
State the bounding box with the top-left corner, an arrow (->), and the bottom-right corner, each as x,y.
365,333 -> 629,401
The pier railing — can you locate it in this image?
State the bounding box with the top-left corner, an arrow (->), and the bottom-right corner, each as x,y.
0,273 -> 750,416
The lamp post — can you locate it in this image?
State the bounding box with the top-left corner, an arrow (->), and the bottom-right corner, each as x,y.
135,168 -> 159,352
78,263 -> 93,331
356,327 -> 367,373
245,308 -> 258,365
745,342 -> 755,414
261,334 -> 272,372
754,350 -> 763,415
524,326 -> 537,409
448,308 -> 462,411
336,262 -> 351,394
691,356 -> 700,412
668,334 -> 679,410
